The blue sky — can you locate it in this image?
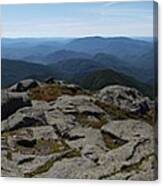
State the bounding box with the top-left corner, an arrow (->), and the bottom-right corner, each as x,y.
2,1 -> 154,38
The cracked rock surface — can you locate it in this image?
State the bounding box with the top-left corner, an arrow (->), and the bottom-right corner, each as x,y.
1,80 -> 157,180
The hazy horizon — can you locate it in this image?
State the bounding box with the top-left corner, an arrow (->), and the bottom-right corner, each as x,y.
2,36 -> 153,39
2,1 -> 154,38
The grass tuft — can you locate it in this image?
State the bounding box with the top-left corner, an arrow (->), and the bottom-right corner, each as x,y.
28,84 -> 85,102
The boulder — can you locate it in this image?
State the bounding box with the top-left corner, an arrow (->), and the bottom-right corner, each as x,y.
101,119 -> 153,141
1,152 -> 23,177
1,107 -> 47,132
45,109 -> 78,137
44,77 -> 65,85
1,83 -> 157,180
53,95 -> 105,115
97,85 -> 150,114
9,79 -> 40,92
66,127 -> 107,153
1,90 -> 32,120
34,157 -> 95,178
31,100 -> 51,110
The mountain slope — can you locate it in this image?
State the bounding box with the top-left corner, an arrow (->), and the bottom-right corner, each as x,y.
64,36 -> 154,82
48,58 -> 106,82
79,69 -> 153,98
45,50 -> 91,64
93,53 -> 133,74
1,38 -> 66,64
1,59 -> 52,88
65,36 -> 152,57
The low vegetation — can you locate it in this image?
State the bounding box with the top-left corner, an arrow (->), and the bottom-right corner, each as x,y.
95,100 -> 155,125
17,138 -> 69,156
24,158 -> 55,177
76,113 -> 108,129
28,84 -> 85,102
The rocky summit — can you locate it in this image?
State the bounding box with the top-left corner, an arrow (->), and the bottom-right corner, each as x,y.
1,79 -> 157,180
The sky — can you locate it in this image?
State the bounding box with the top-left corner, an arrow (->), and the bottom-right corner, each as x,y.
1,1 -> 154,38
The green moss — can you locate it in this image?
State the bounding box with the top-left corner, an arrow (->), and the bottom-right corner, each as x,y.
1,128 -> 23,138
24,149 -> 81,177
64,149 -> 81,159
15,138 -> 69,156
24,159 -> 55,177
34,139 -> 69,155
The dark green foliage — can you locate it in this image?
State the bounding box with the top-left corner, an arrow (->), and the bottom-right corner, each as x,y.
48,58 -> 105,82
79,69 -> 154,99
1,59 -> 52,88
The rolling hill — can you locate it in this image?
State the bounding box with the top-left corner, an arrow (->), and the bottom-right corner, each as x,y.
48,58 -> 106,82
64,36 -> 154,82
45,50 -> 91,64
1,59 -> 52,88
65,36 -> 152,58
79,69 -> 154,98
1,36 -> 156,88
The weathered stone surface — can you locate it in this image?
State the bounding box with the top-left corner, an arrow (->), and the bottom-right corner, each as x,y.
6,126 -> 58,149
34,157 -> 95,178
81,144 -> 105,163
1,151 -> 23,177
45,109 -> 78,136
1,83 -> 157,180
8,79 -> 40,92
1,90 -> 32,120
100,154 -> 157,181
31,100 -> 51,110
74,139 -> 156,180
66,127 -> 106,151
101,119 -> 153,141
53,95 -> 104,115
97,85 -> 150,114
13,153 -> 54,175
1,107 -> 47,132
44,78 -> 65,85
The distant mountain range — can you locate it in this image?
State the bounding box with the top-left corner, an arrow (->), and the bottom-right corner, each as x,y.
1,36 -> 156,98
1,59 -> 52,88
45,50 -> 91,64
79,69 -> 154,98
2,36 -> 156,83
2,58 -> 154,99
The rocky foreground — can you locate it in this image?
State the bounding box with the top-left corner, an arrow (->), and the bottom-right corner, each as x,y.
1,79 -> 157,180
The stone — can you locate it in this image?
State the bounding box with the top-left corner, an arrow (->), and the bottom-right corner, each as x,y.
53,95 -> 105,115
1,90 -> 32,120
66,127 -> 107,152
1,151 -> 23,177
31,100 -> 51,110
34,157 -> 95,178
1,83 -> 157,180
101,119 -> 153,141
8,79 -> 40,92
1,107 -> 47,132
81,144 -> 105,163
97,85 -> 150,114
45,109 -> 78,137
